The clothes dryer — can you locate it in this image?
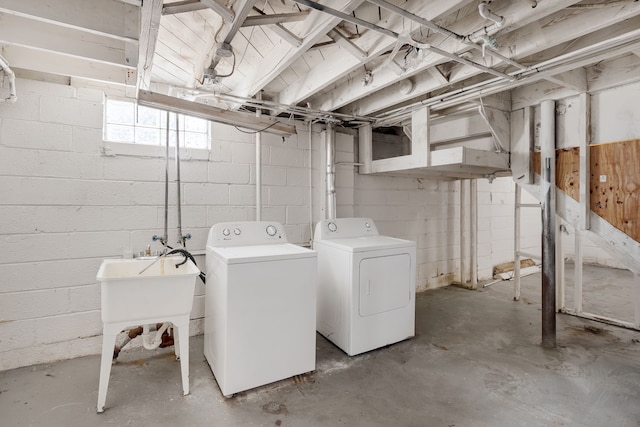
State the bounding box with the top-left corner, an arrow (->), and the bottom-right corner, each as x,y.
313,218 -> 416,356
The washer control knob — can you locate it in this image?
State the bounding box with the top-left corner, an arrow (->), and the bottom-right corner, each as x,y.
234,227 -> 241,236
222,228 -> 230,237
365,221 -> 371,229
327,222 -> 337,232
266,225 -> 277,236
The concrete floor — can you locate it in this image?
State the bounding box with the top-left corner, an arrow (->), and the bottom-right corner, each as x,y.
2,265 -> 640,427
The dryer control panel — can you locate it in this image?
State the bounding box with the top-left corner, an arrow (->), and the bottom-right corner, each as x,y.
314,218 -> 379,241
207,221 -> 287,247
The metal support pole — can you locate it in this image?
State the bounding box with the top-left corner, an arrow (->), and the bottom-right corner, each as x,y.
540,99 -> 556,348
471,179 -> 478,288
542,157 -> 556,348
514,183 -> 521,301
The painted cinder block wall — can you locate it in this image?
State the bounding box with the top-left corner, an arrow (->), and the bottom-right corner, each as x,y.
0,78 -> 538,371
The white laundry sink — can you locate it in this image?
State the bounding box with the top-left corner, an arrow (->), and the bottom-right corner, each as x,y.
97,257 -> 200,324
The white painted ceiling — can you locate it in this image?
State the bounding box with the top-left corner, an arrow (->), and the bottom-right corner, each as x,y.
1,0 -> 640,126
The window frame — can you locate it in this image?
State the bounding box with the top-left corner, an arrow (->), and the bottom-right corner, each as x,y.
103,96 -> 211,153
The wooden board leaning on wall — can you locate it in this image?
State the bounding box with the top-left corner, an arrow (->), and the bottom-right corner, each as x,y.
533,139 -> 640,243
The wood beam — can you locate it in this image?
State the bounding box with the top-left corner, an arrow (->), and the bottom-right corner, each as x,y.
275,0 -> 459,107
0,12 -> 135,68
237,0 -> 366,100
587,53 -> 640,93
242,11 -> 309,27
319,0 -> 627,115
0,0 -> 139,42
137,0 -> 162,93
251,6 -> 302,47
327,29 -> 367,60
2,44 -> 133,85
578,92 -> 590,231
201,0 -> 234,23
545,68 -> 587,93
162,0 -> 207,15
137,91 -> 297,136
479,106 -> 510,152
427,67 -> 449,85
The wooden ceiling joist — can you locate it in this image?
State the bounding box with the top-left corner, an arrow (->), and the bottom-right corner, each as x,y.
138,90 -> 297,136
242,11 -> 309,27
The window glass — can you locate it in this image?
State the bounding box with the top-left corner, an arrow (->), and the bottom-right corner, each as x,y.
104,98 -> 210,149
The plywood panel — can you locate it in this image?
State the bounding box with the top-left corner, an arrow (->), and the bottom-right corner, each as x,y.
532,148 -> 580,202
532,139 -> 640,242
590,139 -> 640,242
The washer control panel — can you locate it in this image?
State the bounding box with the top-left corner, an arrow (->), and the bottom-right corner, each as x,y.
207,221 -> 287,247
314,218 -> 379,240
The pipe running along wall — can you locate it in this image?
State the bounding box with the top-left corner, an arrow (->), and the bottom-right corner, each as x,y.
325,123 -> 336,220
256,92 -> 262,221
0,55 -> 17,103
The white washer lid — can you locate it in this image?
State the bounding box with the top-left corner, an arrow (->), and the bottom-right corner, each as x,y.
207,243 -> 316,264
314,235 -> 415,253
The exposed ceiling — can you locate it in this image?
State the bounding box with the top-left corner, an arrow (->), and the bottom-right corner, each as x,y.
2,0 -> 640,127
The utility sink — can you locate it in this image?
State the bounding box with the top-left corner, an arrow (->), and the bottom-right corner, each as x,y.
96,256 -> 200,413
97,257 -> 200,324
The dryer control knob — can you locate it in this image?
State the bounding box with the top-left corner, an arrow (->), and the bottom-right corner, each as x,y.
327,222 -> 337,232
222,228 -> 231,237
266,225 -> 277,236
365,221 -> 371,229
234,227 -> 241,236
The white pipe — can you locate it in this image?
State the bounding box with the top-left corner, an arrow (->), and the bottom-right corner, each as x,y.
471,179 -> 478,288
325,123 -> 336,220
574,229 -> 583,314
478,2 -> 504,27
163,111 -> 169,250
378,27 -> 640,125
256,92 -> 262,221
175,113 -> 183,246
142,323 -> 170,350
514,183 -> 522,301
459,179 -> 467,284
0,55 -> 17,103
308,120 -> 314,243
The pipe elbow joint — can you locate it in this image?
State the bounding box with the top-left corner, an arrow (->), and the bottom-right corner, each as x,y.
478,2 -> 505,27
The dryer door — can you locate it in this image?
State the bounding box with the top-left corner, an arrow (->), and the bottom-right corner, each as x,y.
359,253 -> 411,317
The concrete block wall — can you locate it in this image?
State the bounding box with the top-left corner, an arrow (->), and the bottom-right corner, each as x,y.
0,77 -> 541,370
0,78 -> 324,371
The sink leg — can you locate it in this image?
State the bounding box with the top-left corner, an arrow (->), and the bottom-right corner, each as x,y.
97,327 -> 118,413
175,320 -> 190,395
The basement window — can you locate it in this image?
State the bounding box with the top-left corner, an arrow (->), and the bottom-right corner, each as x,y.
104,98 -> 210,149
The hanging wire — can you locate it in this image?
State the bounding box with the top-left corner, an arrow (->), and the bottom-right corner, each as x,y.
234,120 -> 282,134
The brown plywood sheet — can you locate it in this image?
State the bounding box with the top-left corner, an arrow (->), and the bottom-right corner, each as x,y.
590,139 -> 640,242
532,148 -> 580,202
531,139 -> 640,242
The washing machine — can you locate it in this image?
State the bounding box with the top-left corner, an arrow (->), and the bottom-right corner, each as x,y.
204,221 -> 317,397
313,218 -> 416,356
